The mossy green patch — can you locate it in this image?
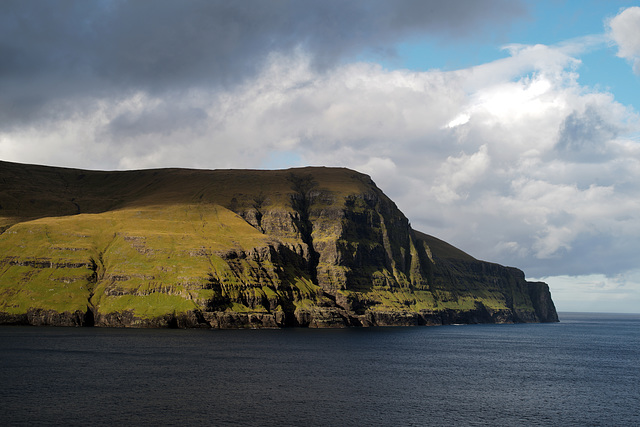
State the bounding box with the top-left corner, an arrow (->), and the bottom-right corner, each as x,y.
98,293 -> 197,319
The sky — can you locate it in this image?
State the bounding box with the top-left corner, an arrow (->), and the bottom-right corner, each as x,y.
1,0 -> 640,313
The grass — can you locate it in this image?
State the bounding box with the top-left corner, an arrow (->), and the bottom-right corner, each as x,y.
98,294 -> 198,319
0,202 -> 287,318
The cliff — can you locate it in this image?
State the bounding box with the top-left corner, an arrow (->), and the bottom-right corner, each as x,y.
0,160 -> 558,328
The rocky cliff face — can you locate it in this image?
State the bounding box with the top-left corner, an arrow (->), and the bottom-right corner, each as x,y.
0,161 -> 558,328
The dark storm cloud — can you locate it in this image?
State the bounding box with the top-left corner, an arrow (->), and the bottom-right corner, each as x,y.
0,0 -> 525,126
107,103 -> 209,139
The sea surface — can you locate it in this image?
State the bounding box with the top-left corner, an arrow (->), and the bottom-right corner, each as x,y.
0,313 -> 638,426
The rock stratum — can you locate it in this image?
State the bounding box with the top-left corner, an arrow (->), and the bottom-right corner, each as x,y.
0,161 -> 558,328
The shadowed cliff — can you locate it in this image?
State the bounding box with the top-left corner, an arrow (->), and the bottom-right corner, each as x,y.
0,160 -> 558,328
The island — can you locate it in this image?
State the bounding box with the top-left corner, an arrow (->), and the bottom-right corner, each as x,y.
0,161 -> 558,328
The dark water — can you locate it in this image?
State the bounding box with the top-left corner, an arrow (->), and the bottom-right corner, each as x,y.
1,313 -> 638,426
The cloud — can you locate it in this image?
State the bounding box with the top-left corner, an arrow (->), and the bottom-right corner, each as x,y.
555,105 -> 619,162
608,6 -> 640,73
0,0 -> 525,129
106,99 -> 209,140
534,271 -> 640,313
431,145 -> 491,203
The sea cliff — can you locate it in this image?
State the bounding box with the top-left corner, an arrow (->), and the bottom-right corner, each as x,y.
0,161 -> 558,328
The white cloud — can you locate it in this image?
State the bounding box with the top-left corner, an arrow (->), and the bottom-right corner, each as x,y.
536,271 -> 640,313
608,6 -> 640,74
446,113 -> 470,128
431,145 -> 491,203
358,157 -> 398,179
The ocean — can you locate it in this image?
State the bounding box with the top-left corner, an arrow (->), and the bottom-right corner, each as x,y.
0,313 -> 638,426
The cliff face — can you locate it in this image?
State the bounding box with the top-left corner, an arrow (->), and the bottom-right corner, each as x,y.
0,161 -> 558,328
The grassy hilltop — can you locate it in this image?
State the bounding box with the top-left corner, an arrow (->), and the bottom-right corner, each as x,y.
0,161 -> 558,327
